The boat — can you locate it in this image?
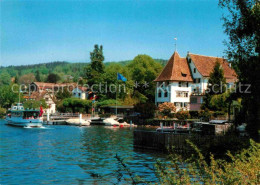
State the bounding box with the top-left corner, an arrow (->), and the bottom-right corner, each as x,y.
66,118 -> 91,126
5,103 -> 43,128
103,118 -> 120,126
156,122 -> 190,133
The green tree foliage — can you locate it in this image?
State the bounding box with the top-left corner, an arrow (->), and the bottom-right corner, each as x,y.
127,55 -> 163,102
175,110 -> 190,120
134,102 -> 156,118
219,0 -> 260,138
85,44 -> 105,85
18,73 -> 36,85
55,88 -> 72,100
0,85 -> 19,108
0,106 -> 6,118
158,102 -> 177,117
208,60 -> 227,95
154,140 -> 259,185
0,71 -> 11,85
62,98 -> 91,113
96,99 -> 119,107
90,44 -> 105,73
23,99 -> 47,109
202,60 -> 227,111
46,73 -> 60,83
35,70 -> 41,82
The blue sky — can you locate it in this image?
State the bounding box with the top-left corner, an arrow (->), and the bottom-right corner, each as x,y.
0,0 -> 227,66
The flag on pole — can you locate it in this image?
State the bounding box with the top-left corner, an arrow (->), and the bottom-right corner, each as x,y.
39,106 -> 43,117
117,73 -> 127,82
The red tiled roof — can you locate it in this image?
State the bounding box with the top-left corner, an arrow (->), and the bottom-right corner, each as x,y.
32,82 -> 77,90
154,51 -> 193,82
189,53 -> 237,81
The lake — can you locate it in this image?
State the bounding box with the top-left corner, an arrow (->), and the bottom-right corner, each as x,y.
0,120 -> 167,184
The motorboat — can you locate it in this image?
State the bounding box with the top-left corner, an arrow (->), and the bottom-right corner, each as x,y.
103,118 -> 120,126
66,118 -> 91,126
5,103 -> 43,128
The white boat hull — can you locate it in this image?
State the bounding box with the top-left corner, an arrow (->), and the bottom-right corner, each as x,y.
6,117 -> 43,127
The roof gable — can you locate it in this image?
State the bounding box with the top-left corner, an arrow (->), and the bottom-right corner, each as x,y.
189,53 -> 237,80
154,51 -> 193,82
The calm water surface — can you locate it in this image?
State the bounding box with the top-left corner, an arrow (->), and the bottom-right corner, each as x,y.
0,120 -> 167,184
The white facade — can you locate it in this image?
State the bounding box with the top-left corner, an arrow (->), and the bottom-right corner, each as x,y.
156,82 -> 192,111
44,93 -> 56,114
72,88 -> 87,100
155,54 -> 236,111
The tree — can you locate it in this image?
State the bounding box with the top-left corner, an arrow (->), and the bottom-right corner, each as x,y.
158,102 -> 177,118
23,99 -> 47,109
208,60 -> 227,95
0,72 -> 11,85
127,55 -> 163,102
85,44 -> 105,85
55,88 -> 72,100
35,70 -> 41,82
18,73 -> 36,85
0,85 -> 18,108
134,102 -> 156,118
90,44 -> 105,73
62,98 -> 91,113
46,73 -> 60,83
202,60 -> 227,110
219,0 -> 260,138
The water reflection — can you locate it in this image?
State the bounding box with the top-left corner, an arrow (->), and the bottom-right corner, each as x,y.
0,121 -> 167,184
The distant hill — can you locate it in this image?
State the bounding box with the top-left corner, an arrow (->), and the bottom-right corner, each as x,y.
0,59 -> 167,82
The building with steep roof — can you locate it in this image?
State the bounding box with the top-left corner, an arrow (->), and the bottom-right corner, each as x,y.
155,51 -> 237,111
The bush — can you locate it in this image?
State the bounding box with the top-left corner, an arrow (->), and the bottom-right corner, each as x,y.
158,102 -> 176,118
189,111 -> 199,119
154,140 -> 259,185
62,98 -> 92,113
116,139 -> 258,185
0,107 -> 6,118
134,102 -> 156,119
175,110 -> 190,120
199,109 -> 213,121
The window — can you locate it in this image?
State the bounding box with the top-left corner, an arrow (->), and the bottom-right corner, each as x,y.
181,72 -> 187,77
188,58 -> 191,63
158,91 -> 162,98
190,97 -> 197,104
176,91 -> 189,98
164,91 -> 168,97
194,68 -> 196,73
178,82 -> 181,87
78,93 -> 81,96
193,78 -> 201,83
174,102 -> 181,107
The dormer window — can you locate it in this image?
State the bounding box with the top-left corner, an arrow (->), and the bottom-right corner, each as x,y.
194,68 -> 196,73
181,72 -> 187,77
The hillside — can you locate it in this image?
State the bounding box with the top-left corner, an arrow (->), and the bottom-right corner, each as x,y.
0,59 -> 167,81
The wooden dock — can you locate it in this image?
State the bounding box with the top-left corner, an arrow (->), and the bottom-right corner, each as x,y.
133,130 -> 240,154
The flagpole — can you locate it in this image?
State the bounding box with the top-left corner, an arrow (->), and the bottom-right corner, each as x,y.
116,73 -> 118,117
